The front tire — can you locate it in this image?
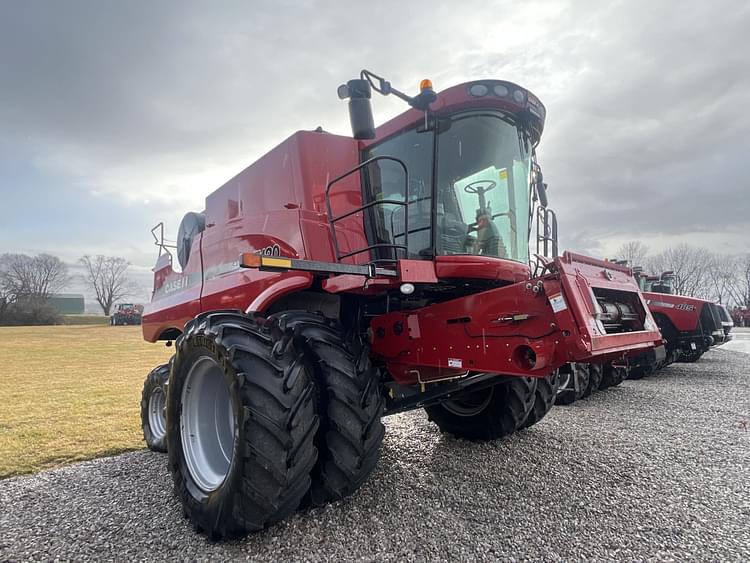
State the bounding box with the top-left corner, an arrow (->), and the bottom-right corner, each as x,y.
521,371 -> 559,429
425,377 -> 536,441
141,363 -> 170,452
166,311 -> 319,538
267,311 -> 385,507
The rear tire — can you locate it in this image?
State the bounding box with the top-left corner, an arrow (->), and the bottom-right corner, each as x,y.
141,362 -> 170,453
521,372 -> 559,429
556,363 -> 589,405
585,363 -> 603,395
627,365 -> 647,380
267,311 -> 385,507
679,351 -> 703,363
554,364 -> 576,405
425,377 -> 536,441
600,363 -> 627,389
166,311 -> 319,538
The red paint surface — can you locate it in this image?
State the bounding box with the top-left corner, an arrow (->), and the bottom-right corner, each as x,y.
370,253 -> 662,384
641,292 -> 709,332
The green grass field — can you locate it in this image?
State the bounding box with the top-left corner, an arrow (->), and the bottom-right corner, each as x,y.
62,314 -> 110,325
0,325 -> 173,478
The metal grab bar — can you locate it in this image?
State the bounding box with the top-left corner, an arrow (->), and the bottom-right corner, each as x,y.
325,155 -> 410,263
535,207 -> 558,259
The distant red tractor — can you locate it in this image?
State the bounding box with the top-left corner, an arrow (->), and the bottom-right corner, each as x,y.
139,71 -> 662,538
110,303 -> 143,326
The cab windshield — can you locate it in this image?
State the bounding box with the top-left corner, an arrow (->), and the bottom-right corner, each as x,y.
436,113 -> 531,262
363,111 -> 532,264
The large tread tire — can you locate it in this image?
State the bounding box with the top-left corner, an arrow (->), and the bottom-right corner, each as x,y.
140,362 -> 170,453
554,364 -> 576,406
166,311 -> 319,539
521,371 -> 559,429
627,365 -> 647,380
678,351 -> 703,363
267,311 -> 385,507
600,363 -> 627,389
573,363 -> 590,400
425,377 -> 536,441
585,363 -> 603,396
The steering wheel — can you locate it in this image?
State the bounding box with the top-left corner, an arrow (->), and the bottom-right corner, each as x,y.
464,180 -> 496,195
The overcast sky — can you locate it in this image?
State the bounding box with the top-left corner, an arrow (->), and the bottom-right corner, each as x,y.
1,0 -> 748,292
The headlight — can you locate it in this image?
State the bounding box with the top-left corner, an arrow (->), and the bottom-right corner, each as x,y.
468,83 -> 489,97
493,84 -> 509,97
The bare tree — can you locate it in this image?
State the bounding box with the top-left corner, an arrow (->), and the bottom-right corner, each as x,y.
0,253 -> 69,325
80,255 -> 135,316
726,253 -> 750,308
647,244 -> 713,297
0,253 -> 69,301
706,253 -> 739,305
615,240 -> 649,267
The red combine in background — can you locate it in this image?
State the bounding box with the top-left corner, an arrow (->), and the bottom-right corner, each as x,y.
627,269 -> 725,378
139,71 -> 662,538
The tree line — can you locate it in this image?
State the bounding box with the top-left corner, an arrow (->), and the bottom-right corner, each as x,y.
0,253 -> 136,325
616,241 -> 750,307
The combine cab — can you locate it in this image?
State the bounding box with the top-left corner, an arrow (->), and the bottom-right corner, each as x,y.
110,303 -> 143,326
140,71 -> 662,537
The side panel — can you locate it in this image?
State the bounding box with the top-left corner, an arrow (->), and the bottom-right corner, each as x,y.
199,210 -> 311,314
370,252 -> 662,384
642,292 -> 705,332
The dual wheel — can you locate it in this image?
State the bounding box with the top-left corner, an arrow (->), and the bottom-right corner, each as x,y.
140,310 -> 559,537
142,310 -> 384,539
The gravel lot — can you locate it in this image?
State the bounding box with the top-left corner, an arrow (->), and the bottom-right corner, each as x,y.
1,347 -> 748,562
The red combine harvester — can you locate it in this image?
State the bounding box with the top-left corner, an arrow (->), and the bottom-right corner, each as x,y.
140,71 -> 662,538
628,268 -> 723,378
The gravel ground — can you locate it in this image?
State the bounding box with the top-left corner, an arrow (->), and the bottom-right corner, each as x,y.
1,348 -> 748,562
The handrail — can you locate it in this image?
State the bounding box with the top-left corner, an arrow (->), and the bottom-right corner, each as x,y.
151,222 -> 177,260
325,155 -> 410,264
535,207 -> 558,258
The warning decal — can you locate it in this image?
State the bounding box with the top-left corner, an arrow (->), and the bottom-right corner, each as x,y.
448,358 -> 463,368
549,293 -> 568,313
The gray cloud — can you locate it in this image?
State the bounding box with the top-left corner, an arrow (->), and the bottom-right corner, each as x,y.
0,0 -> 748,269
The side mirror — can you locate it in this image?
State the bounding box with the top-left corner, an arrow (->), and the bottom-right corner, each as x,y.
338,79 -> 375,140
537,182 -> 548,208
531,164 -> 548,208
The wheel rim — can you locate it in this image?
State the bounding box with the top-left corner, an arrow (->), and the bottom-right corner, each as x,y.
443,386 -> 494,417
181,356 -> 236,492
148,386 -> 167,442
